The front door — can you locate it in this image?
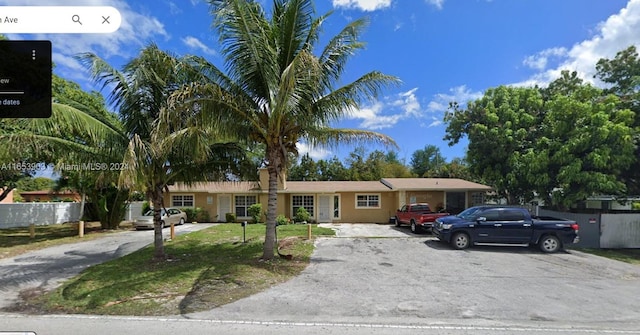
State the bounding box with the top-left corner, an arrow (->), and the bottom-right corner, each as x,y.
218,195 -> 230,222
318,195 -> 331,223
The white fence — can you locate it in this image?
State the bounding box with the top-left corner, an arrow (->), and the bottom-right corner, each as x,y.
0,203 -> 82,229
0,201 -> 147,229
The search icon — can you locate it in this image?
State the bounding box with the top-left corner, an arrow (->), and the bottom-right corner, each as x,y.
71,14 -> 82,25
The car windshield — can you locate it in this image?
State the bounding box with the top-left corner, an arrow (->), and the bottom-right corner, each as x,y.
143,209 -> 166,216
457,206 -> 483,220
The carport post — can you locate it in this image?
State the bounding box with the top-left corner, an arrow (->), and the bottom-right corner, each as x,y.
29,223 -> 35,239
78,221 -> 84,238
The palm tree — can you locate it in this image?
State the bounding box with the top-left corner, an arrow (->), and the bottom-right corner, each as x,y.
169,0 -> 400,260
78,44 -> 246,260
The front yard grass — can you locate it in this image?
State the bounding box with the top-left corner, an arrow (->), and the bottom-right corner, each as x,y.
0,222 -> 129,260
577,248 -> 640,265
16,223 -> 334,316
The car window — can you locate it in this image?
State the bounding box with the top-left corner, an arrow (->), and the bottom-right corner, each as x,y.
400,205 -> 407,212
480,209 -> 501,221
500,209 -> 526,221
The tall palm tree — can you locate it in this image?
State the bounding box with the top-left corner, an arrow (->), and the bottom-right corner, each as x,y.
78,44 -> 246,260
169,0 -> 400,260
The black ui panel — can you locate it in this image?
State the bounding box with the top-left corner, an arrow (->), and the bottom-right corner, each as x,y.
0,40 -> 52,118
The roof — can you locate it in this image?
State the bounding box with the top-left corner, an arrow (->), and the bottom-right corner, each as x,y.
168,181 -> 260,193
381,178 -> 492,191
168,178 -> 492,193
19,190 -> 79,195
282,181 -> 392,193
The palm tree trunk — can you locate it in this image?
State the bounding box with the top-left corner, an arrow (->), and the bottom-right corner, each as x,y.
151,186 -> 165,260
262,147 -> 280,260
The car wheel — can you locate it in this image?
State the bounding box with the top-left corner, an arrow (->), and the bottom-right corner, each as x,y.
394,218 -> 401,227
179,218 -> 185,225
539,235 -> 561,253
410,220 -> 420,234
451,232 -> 470,250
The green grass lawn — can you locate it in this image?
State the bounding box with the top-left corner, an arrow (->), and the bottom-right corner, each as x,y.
18,223 -> 334,316
0,222 -> 127,260
577,248 -> 640,265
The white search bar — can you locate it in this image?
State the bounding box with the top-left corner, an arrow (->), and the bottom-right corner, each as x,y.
0,6 -> 121,33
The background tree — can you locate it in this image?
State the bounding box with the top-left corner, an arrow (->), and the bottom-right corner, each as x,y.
174,0 -> 398,260
524,83 -> 635,209
15,176 -> 55,192
445,86 -> 543,204
410,145 -> 445,177
595,46 -> 640,195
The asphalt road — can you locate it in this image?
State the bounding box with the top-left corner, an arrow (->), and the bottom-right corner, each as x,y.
2,224 -> 640,335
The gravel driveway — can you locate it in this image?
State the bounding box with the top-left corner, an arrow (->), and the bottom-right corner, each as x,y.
189,224 -> 640,331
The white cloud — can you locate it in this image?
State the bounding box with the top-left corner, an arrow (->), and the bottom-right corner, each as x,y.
296,142 -> 332,160
332,0 -> 392,11
347,88 -> 427,130
427,85 -> 483,113
425,0 -> 445,10
516,0 -> 640,87
522,47 -> 567,70
182,36 -> 217,56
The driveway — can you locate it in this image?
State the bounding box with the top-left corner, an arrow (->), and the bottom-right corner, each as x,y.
0,223 -> 216,310
188,224 -> 640,332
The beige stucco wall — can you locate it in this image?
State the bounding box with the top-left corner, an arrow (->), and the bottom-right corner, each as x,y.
337,191 -> 396,223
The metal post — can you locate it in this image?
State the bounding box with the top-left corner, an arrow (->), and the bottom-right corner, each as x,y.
243,221 -> 247,243
307,223 -> 312,240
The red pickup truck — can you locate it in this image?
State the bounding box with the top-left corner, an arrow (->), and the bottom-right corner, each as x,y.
395,203 -> 449,234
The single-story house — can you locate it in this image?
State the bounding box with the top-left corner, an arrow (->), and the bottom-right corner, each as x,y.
19,190 -> 81,202
165,169 -> 492,223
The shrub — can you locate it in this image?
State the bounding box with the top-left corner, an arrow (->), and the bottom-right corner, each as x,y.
633,202 -> 640,211
182,207 -> 211,222
225,212 -> 236,223
247,203 -> 263,223
294,207 -> 310,223
276,214 -> 291,226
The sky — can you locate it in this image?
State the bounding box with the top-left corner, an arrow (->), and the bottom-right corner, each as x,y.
3,0 -> 640,166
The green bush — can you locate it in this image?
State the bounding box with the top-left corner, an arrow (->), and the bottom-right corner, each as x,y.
294,207 -> 310,223
182,207 -> 211,222
276,214 -> 291,226
247,203 -> 263,223
225,212 -> 236,223
632,202 -> 640,211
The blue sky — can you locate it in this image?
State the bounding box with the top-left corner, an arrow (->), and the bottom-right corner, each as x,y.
3,0 -> 640,166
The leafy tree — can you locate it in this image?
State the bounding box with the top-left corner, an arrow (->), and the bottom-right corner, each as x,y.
595,46 -> 640,195
173,0 -> 398,260
410,145 -> 445,177
424,157 -> 474,180
15,177 -> 55,192
524,84 -> 635,209
316,157 -> 349,181
288,154 -> 319,181
445,86 -> 543,204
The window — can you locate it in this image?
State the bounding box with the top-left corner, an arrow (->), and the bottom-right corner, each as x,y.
471,192 -> 485,206
356,194 -> 380,209
292,195 -> 314,217
501,209 -> 526,221
235,195 -> 257,217
172,194 -> 194,207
